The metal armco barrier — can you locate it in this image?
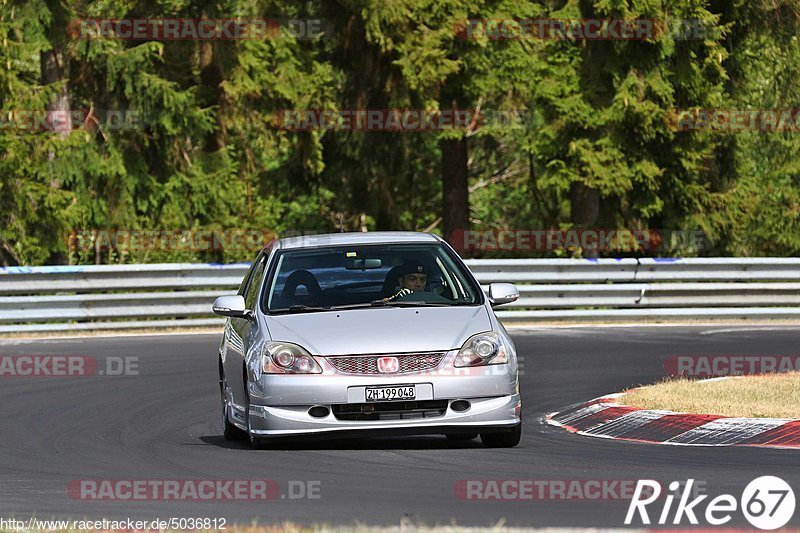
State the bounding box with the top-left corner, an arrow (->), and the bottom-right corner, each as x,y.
1,258 -> 800,332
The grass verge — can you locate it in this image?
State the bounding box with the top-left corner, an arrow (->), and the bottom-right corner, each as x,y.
619,372 -> 800,418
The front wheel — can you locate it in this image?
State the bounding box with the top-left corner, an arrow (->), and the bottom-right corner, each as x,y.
480,423 -> 521,448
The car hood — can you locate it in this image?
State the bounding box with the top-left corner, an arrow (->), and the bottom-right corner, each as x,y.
264,306 -> 491,355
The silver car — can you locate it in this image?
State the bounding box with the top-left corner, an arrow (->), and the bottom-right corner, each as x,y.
213,232 -> 521,448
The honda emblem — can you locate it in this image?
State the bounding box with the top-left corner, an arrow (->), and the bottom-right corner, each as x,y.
377,356 -> 399,373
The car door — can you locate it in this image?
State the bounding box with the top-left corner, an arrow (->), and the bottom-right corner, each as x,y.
224,248 -> 269,410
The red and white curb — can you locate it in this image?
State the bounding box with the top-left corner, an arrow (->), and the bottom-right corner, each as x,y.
545,393 -> 800,448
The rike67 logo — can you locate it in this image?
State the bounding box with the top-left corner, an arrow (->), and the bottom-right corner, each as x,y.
625,477 -> 795,530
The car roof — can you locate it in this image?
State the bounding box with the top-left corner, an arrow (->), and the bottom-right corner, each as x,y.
276,231 -> 441,250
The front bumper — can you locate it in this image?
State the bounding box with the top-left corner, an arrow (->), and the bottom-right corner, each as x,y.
231,351 -> 520,438
246,393 -> 521,438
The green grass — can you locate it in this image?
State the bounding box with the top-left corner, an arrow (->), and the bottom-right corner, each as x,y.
619,373 -> 800,418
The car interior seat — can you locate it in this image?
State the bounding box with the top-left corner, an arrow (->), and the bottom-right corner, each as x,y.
380,265 -> 406,298
281,270 -> 322,306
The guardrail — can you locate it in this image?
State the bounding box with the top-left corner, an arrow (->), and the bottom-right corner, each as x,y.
1,258 -> 800,332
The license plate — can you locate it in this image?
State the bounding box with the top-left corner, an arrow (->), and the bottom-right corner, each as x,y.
365,385 -> 416,402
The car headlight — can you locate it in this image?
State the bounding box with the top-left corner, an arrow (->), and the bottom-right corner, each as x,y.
262,342 -> 322,374
454,331 -> 509,367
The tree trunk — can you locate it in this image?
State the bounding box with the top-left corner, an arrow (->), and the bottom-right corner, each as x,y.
199,40 -> 226,152
570,182 -> 599,226
570,181 -> 600,257
375,169 -> 399,230
41,48 -> 71,137
41,45 -> 71,265
441,136 -> 469,243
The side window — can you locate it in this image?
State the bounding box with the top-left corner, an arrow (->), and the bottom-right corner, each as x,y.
244,254 -> 268,310
237,256 -> 259,296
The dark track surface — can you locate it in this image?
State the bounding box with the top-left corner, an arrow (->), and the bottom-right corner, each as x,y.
1,326 -> 798,528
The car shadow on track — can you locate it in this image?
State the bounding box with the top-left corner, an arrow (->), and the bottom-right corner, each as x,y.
196,435 -> 485,450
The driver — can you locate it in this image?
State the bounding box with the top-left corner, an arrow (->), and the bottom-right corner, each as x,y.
386,261 -> 427,301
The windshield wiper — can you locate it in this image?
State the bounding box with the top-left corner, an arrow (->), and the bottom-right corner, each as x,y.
271,301 -> 467,314
269,305 -> 330,315
326,300 -> 442,309
370,300 -> 452,307
324,302 -> 391,310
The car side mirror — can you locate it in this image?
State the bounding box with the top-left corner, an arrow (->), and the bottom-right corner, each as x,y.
488,283 -> 519,307
213,295 -> 253,320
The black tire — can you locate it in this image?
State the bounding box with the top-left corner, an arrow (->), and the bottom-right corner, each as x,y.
220,374 -> 246,441
446,433 -> 478,441
480,423 -> 522,448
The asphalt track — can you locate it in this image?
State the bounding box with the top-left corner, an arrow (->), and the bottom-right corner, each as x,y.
0,326 -> 799,528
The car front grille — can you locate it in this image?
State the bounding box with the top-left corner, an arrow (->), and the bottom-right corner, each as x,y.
326,352 -> 445,374
332,400 -> 448,421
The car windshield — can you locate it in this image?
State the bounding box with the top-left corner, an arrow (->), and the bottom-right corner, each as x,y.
262,243 -> 481,312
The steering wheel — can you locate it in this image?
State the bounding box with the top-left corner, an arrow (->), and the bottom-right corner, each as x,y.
394,290 -> 452,304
